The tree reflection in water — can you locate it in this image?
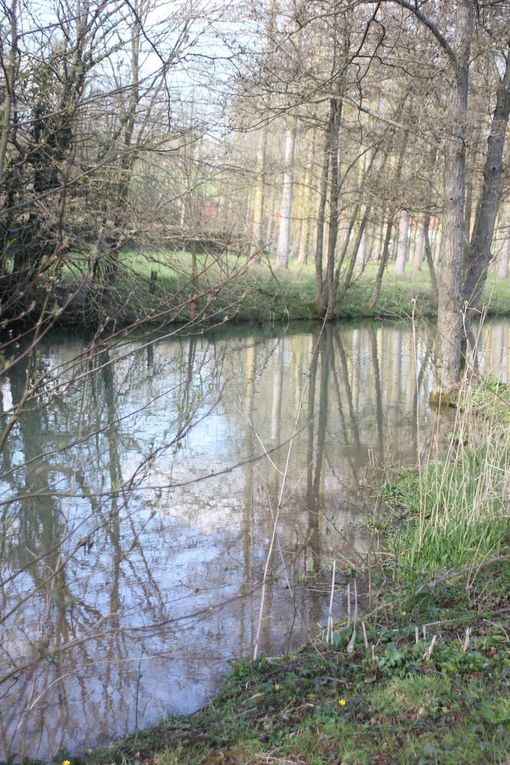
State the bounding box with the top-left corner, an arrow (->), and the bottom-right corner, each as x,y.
1,320 -> 508,759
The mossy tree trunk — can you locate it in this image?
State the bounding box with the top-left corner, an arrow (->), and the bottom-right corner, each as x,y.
435,1 -> 473,393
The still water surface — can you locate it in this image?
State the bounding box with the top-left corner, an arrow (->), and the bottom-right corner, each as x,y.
1,320 -> 509,759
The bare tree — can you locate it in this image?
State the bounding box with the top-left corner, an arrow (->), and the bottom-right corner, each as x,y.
382,0 -> 510,391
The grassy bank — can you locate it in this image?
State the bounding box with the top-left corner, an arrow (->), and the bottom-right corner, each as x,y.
63,383 -> 510,765
382,379 -> 510,590
77,567 -> 510,765
64,251 -> 510,327
125,251 -> 510,322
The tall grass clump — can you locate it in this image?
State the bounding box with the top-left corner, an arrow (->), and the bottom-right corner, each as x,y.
386,379 -> 510,587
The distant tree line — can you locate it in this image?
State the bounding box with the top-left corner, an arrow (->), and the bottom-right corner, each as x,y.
1,0 -> 509,389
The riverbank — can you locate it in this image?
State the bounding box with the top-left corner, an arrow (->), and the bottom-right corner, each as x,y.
59,252 -> 510,327
69,383 -> 510,765
78,568 -> 510,765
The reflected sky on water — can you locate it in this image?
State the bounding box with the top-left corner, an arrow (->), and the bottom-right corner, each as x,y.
1,319 -> 509,759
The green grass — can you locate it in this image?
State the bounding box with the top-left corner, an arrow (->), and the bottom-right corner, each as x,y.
60,249 -> 510,327
380,381 -> 510,590
484,273 -> 510,316
120,252 -> 438,323
382,448 -> 510,586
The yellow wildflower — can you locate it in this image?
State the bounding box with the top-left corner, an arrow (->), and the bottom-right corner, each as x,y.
62,760 -> 71,765
337,698 -> 347,707
274,683 -> 282,692
400,610 -> 407,616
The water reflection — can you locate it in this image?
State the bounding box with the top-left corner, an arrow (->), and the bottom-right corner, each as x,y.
0,320 -> 509,759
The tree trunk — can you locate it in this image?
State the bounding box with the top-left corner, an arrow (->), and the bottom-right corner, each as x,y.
435,0 -> 474,393
249,126 -> 268,259
334,147 -> 379,294
337,209 -> 370,308
354,226 -> 367,274
298,129 -> 316,264
497,233 -> 510,280
314,106 -> 335,306
412,215 -> 424,272
276,116 -> 298,268
423,213 -> 439,303
322,98 -> 342,319
367,215 -> 394,310
462,50 -> 510,312
0,0 -> 17,186
395,211 -> 409,276
367,128 -> 409,309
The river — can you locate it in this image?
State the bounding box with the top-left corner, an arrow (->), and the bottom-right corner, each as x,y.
1,319 -> 508,759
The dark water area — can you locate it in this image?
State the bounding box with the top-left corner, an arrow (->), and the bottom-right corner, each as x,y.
1,319 -> 509,759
